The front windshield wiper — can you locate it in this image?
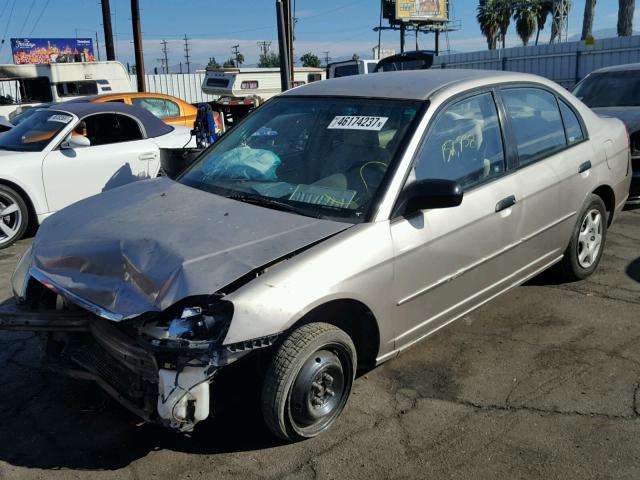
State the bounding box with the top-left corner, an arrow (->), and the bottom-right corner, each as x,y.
228,192 -> 325,219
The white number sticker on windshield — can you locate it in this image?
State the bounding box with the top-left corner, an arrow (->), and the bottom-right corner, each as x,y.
327,116 -> 388,131
48,114 -> 73,124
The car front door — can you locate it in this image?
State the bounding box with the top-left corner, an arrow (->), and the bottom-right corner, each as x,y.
390,91 -> 527,349
42,112 -> 159,212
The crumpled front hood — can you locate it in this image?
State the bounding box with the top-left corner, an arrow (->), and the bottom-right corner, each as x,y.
592,107 -> 640,133
31,177 -> 351,320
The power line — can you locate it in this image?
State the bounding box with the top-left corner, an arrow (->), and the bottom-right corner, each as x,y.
183,34 -> 191,73
322,51 -> 331,66
232,44 -> 241,66
19,0 -> 37,36
0,0 -> 17,56
28,0 -> 49,36
257,40 -> 271,57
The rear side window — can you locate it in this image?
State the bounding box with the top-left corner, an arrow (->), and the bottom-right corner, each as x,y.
559,100 -> 584,145
412,92 -> 505,190
333,64 -> 358,78
56,81 -> 98,97
501,88 -> 566,165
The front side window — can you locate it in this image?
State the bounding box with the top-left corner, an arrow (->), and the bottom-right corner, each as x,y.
412,92 -> 505,190
180,96 -> 422,222
501,88 -> 566,165
81,113 -> 143,146
0,109 -> 71,152
559,100 -> 584,145
131,97 -> 179,119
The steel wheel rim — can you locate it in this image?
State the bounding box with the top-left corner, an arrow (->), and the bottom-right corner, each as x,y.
287,344 -> 352,436
577,208 -> 602,269
0,191 -> 22,245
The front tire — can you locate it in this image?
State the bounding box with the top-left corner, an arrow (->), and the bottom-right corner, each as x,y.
0,184 -> 29,249
558,194 -> 607,281
261,322 -> 356,441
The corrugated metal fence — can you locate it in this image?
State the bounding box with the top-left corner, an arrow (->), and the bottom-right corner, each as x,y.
432,35 -> 640,88
129,72 -> 218,104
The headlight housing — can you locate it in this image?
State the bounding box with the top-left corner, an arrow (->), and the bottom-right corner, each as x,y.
11,246 -> 33,301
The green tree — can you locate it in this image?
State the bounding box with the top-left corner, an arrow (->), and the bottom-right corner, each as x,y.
258,51 -> 280,67
352,53 -> 360,61
235,52 -> 245,66
514,1 -> 538,46
223,58 -> 236,68
534,0 -> 553,45
618,0 -> 635,36
477,0 -> 499,50
300,52 -> 321,68
494,0 -> 514,48
207,56 -> 220,69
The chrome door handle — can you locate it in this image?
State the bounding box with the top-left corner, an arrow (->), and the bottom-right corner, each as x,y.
495,195 -> 516,212
138,152 -> 157,161
578,160 -> 592,173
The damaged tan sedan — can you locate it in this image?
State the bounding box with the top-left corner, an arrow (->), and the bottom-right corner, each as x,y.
0,70 -> 632,440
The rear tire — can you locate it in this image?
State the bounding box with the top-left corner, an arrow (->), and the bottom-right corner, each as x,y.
0,184 -> 29,249
261,322 -> 356,441
557,194 -> 607,281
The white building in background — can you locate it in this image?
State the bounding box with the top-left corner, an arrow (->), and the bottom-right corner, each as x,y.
372,46 -> 396,60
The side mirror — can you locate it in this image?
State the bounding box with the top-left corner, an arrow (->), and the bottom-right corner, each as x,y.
397,179 -> 463,217
61,135 -> 90,150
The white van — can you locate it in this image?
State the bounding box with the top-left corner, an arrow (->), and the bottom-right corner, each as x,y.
0,61 -> 133,120
327,59 -> 377,78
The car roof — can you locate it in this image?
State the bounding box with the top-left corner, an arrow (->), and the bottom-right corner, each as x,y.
282,69 -> 546,101
72,92 -> 188,103
46,101 -> 173,138
588,62 -> 640,74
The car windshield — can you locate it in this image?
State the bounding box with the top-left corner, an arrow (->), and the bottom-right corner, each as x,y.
0,109 -> 72,152
180,96 -> 422,222
573,71 -> 640,107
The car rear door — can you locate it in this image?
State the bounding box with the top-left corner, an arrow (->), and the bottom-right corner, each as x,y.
497,87 -> 574,270
42,112 -> 159,212
390,91 -> 528,349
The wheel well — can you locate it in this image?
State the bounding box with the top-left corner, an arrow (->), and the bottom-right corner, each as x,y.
0,179 -> 37,227
592,185 -> 615,226
292,299 -> 380,372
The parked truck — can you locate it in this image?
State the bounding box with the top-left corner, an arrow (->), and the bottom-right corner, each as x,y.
0,61 -> 133,120
201,66 -> 325,126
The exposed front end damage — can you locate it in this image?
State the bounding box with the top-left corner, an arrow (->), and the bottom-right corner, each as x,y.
1,273 -> 277,432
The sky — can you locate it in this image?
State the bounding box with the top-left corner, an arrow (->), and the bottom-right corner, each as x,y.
0,0 -> 637,70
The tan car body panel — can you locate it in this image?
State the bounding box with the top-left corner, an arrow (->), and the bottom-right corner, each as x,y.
223,73 -> 631,365
90,92 -> 197,128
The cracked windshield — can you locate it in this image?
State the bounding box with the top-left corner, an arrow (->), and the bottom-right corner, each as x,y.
180,97 -> 421,220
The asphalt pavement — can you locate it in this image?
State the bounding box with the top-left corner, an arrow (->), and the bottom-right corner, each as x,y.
0,210 -> 639,479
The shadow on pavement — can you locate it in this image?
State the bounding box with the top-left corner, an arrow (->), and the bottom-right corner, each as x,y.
626,257 -> 640,283
0,346 -> 284,470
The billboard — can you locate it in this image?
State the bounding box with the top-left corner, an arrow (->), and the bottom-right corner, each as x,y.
395,0 -> 448,22
10,38 -> 95,65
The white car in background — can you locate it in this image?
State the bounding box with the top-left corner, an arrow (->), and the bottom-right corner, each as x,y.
0,102 -> 194,248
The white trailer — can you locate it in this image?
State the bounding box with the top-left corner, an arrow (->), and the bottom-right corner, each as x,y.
202,66 -> 325,125
0,61 -> 133,120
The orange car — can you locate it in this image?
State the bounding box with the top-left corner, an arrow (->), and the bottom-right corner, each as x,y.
79,92 -> 198,128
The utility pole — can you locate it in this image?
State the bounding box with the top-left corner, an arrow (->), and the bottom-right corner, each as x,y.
100,0 -> 115,61
551,0 -> 569,43
232,44 -> 241,66
276,0 -> 291,91
283,0 -> 294,80
322,51 -> 331,67
95,31 -> 101,61
130,0 -> 145,92
183,34 -> 191,73
257,40 -> 272,57
160,39 -> 169,73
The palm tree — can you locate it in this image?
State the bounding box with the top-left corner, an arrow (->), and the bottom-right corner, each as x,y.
514,2 -> 538,46
534,0 -> 553,45
495,0 -> 514,48
477,0 -> 499,50
618,0 -> 635,36
581,0 -> 596,40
